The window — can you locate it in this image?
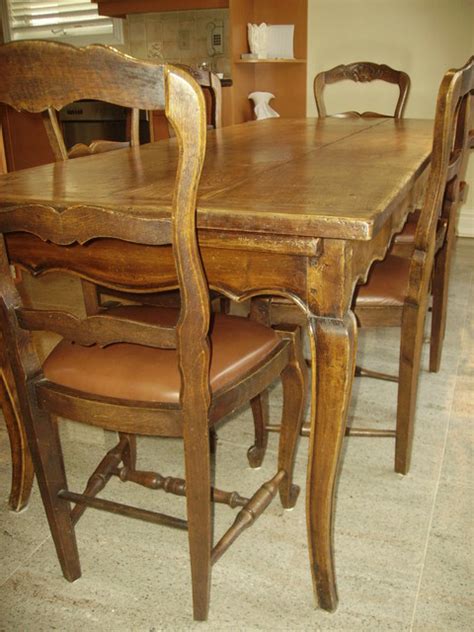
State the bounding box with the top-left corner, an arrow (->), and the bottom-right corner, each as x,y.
1,1 -> 123,46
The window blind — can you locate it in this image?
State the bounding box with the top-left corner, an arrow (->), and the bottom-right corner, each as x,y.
3,1 -> 117,41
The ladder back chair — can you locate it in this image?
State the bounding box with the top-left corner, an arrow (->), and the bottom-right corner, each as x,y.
0,41 -> 307,621
245,60 -> 411,469
390,100 -> 474,373
352,56 -> 473,472
314,61 -> 410,119
250,57 -> 473,475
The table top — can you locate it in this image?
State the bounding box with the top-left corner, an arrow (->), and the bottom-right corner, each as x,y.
0,117 -> 433,241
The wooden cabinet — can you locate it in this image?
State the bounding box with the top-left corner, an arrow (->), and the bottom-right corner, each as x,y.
96,1 -> 228,17
0,106 -> 56,172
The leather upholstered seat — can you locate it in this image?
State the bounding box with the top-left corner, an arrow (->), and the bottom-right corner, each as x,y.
355,256 -> 410,308
44,306 -> 281,403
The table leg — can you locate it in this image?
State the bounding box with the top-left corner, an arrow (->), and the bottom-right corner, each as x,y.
306,312 -> 357,612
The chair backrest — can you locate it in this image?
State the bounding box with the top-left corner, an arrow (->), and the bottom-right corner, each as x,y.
194,68 -> 223,130
155,65 -> 222,142
314,61 -> 410,119
0,41 -> 210,419
408,57 -> 473,305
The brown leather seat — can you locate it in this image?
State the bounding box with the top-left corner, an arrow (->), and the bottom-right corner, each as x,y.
355,255 -> 410,307
43,305 -> 280,403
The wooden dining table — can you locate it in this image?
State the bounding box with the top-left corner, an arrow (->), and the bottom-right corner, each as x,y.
0,116 -> 433,612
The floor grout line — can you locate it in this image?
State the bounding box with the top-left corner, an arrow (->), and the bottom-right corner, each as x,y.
408,268 -> 473,631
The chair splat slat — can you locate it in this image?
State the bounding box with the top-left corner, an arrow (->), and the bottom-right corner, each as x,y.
15,308 -> 177,349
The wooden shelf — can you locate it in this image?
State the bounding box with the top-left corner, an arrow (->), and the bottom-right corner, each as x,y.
229,1 -> 308,123
235,59 -> 307,64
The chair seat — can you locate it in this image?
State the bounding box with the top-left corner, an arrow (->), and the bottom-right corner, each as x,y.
356,255 -> 411,307
43,305 -> 281,403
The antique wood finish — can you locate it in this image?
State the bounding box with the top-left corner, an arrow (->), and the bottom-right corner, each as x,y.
16,307 -> 177,349
391,58 -> 474,472
428,105 -> 473,372
390,137 -> 472,375
0,125 -> 7,175
254,61 -> 473,481
0,339 -> 34,511
355,58 -> 473,471
91,66 -> 224,312
0,41 -> 307,622
149,67 -> 223,142
0,65 -> 436,615
314,61 -> 410,119
259,59 -> 474,474
0,127 -> 34,511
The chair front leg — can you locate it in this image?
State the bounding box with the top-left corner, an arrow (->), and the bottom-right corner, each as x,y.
0,373 -> 34,511
25,393 -> 81,581
247,297 -> 273,467
277,326 -> 308,509
247,392 -> 269,468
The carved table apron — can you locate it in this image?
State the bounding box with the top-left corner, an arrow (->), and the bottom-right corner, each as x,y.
0,117 -> 433,612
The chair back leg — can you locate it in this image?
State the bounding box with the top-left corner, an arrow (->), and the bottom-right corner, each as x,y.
395,288 -> 431,474
277,327 -> 308,509
429,231 -> 455,373
183,419 -> 212,621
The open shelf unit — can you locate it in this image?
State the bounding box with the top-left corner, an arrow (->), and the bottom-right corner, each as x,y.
228,0 -> 307,123
235,59 -> 307,64
97,0 -> 308,125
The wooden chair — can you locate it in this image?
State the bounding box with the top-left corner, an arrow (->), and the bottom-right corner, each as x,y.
0,41 -> 307,621
0,66 -> 225,508
244,61 -> 411,469
0,125 -> 34,511
389,124 -> 473,373
314,61 -> 410,119
250,57 -> 473,475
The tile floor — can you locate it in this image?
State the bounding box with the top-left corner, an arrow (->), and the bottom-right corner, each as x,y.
0,239 -> 472,631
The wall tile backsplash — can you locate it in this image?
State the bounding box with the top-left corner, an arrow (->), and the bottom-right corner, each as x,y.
126,9 -> 231,78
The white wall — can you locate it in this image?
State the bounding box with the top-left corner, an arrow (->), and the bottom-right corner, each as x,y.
306,0 -> 474,236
